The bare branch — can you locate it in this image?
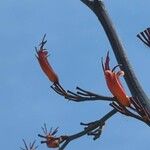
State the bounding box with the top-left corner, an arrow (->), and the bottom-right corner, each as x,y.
59,109 -> 117,150
51,83 -> 114,102
130,97 -> 150,122
110,101 -> 150,127
110,102 -> 144,122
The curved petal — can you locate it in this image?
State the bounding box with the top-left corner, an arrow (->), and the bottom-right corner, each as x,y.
104,70 -> 130,106
36,42 -> 59,84
116,70 -> 124,77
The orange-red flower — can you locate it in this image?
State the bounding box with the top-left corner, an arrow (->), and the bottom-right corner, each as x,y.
36,35 -> 59,84
38,125 -> 68,148
42,134 -> 62,148
102,52 -> 131,107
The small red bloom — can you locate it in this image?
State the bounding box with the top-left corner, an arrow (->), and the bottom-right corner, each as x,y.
42,133 -> 62,148
38,124 -> 68,148
102,52 -> 131,107
36,34 -> 59,84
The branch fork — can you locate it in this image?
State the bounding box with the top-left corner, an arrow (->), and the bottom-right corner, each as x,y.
30,0 -> 150,150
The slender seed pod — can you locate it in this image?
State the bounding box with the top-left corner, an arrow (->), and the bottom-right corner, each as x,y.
36,35 -> 59,84
102,52 -> 131,107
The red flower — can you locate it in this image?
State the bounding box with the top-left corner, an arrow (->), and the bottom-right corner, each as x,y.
36,35 -> 59,84
38,125 -> 68,148
42,134 -> 62,148
102,52 -> 131,107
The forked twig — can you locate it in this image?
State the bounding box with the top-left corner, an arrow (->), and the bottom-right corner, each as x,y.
59,109 -> 117,150
130,97 -> 150,122
51,83 -> 114,102
110,97 -> 150,126
110,102 -> 144,122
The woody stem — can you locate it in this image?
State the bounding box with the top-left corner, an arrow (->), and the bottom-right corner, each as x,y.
81,0 -> 150,113
59,109 -> 117,150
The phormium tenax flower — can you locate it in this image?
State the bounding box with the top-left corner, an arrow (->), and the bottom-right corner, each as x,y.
35,34 -> 59,84
101,52 -> 131,107
38,124 -> 68,148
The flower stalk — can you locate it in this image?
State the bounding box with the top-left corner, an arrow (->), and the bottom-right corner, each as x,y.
81,0 -> 150,112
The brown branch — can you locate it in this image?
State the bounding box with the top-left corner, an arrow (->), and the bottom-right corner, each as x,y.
110,102 -> 144,122
110,101 -> 150,126
52,83 -> 150,125
59,109 -> 117,150
130,97 -> 150,122
51,83 -> 114,102
80,0 -> 150,113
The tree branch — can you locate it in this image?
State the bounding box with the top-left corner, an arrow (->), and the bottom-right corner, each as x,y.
110,102 -> 150,127
80,0 -> 150,112
59,109 -> 117,150
51,83 -> 114,102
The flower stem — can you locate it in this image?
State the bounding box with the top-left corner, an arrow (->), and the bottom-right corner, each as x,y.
81,0 -> 150,112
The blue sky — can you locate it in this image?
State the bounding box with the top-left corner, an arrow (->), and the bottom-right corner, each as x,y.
0,0 -> 150,150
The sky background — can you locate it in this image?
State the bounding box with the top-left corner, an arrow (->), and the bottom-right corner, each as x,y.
0,0 -> 150,150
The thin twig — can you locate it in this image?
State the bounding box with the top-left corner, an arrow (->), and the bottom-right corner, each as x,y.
110,102 -> 150,126
59,109 -> 117,150
51,83 -> 114,102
